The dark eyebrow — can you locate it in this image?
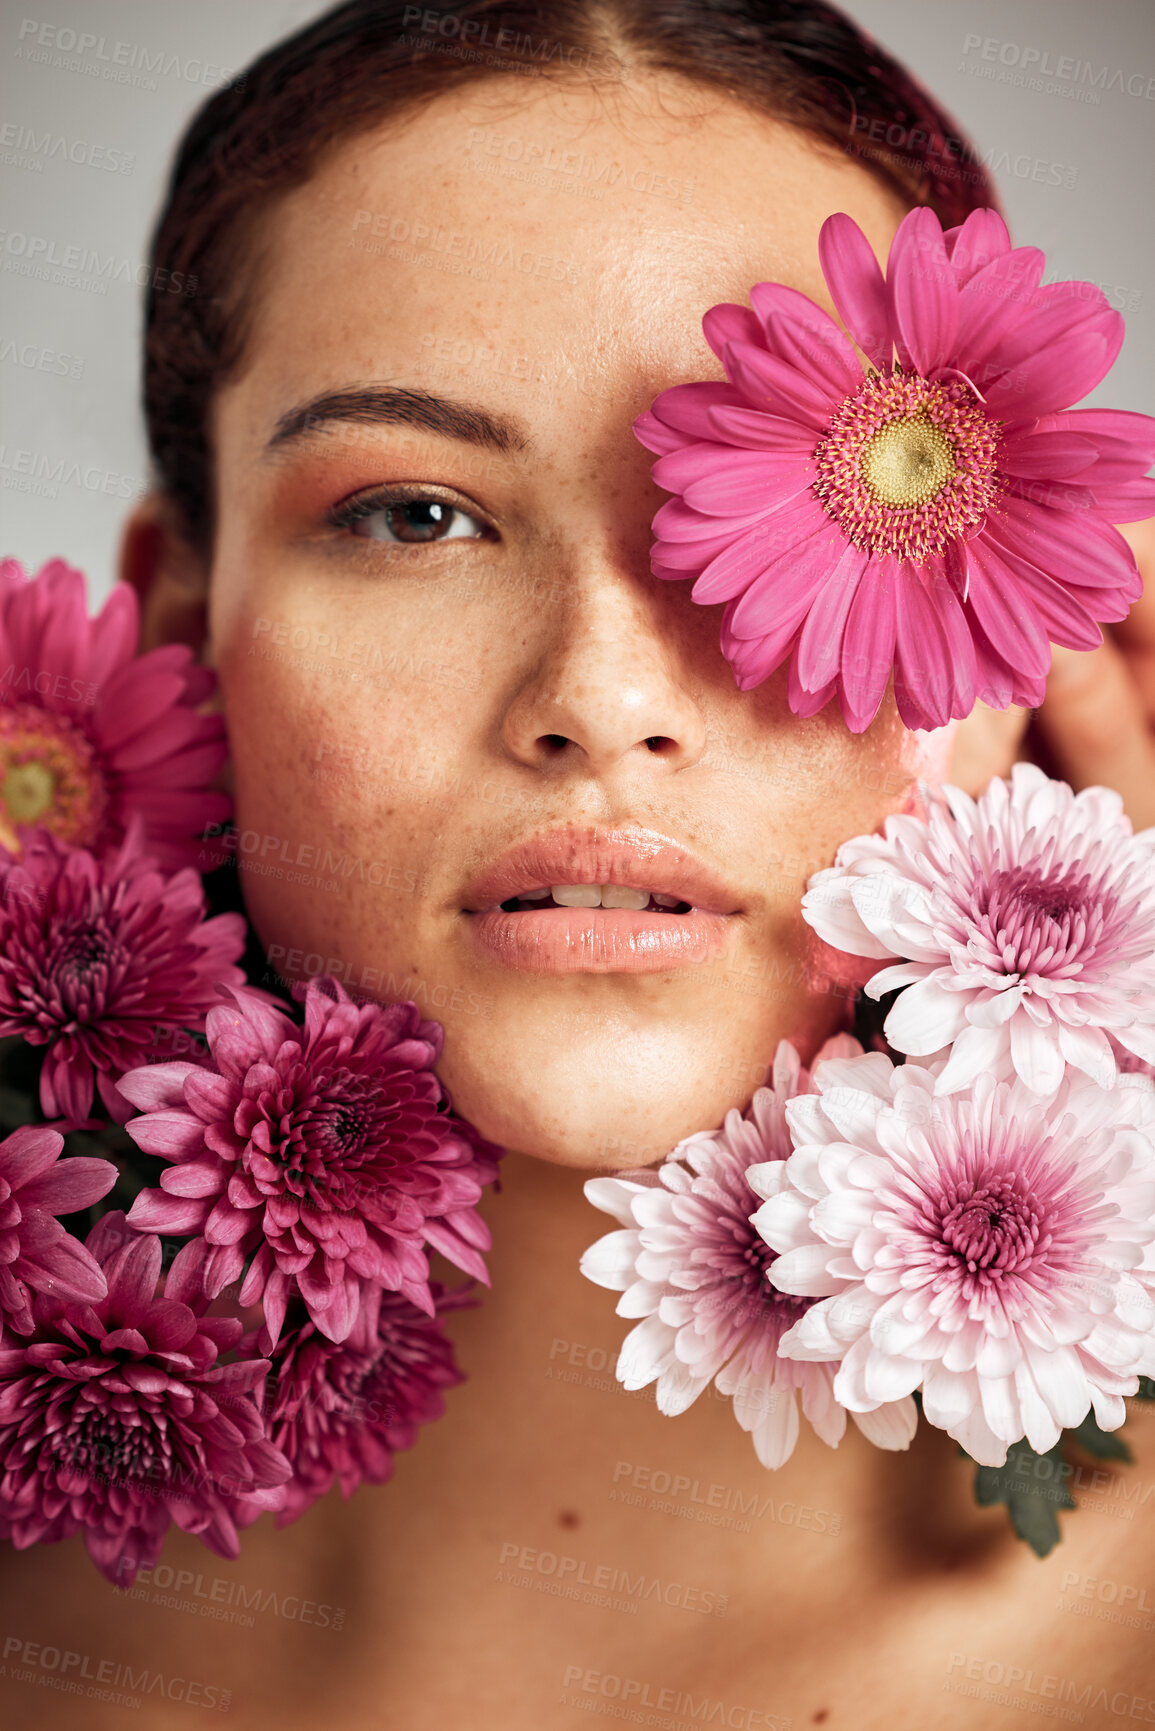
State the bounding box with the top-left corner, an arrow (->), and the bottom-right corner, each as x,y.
263,385 -> 533,457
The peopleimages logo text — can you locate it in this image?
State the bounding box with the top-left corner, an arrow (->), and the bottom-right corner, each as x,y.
961,33 -> 1155,98
0,231 -> 195,293
15,19 -> 241,89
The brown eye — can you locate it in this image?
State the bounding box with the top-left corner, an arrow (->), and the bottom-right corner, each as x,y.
351,498 -> 486,543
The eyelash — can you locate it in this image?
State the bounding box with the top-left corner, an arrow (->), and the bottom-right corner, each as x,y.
326,484 -> 493,546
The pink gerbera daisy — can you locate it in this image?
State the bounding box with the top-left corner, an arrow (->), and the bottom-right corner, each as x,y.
634,206 -> 1155,732
801,763 -> 1155,1097
0,1213 -> 290,1586
580,1037 -> 916,1466
751,1054 -> 1155,1467
122,977 -> 503,1347
0,558 -> 230,868
0,1126 -> 115,1343
0,823 -> 247,1125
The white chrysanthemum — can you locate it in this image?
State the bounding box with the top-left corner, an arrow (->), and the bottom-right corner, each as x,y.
751,1052 -> 1155,1468
801,763 -> 1155,1097
580,1038 -> 916,1468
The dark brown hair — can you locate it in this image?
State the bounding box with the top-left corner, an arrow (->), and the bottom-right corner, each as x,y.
142,0 -> 1000,555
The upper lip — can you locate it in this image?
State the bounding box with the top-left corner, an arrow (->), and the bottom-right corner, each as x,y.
460,825 -> 743,915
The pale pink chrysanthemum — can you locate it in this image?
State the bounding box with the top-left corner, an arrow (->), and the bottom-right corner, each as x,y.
0,1213 -> 290,1586
0,558 -> 230,868
244,1282 -> 470,1525
802,762 -> 1155,1097
634,206 -> 1155,732
0,1126 -> 115,1343
1118,1047 -> 1155,1081
122,977 -> 504,1347
0,823 -> 247,1126
751,1054 -> 1155,1468
580,1037 -> 917,1467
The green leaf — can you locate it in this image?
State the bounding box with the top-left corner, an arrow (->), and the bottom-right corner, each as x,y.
1067,1411 -> 1132,1462
971,1438 -> 1075,1558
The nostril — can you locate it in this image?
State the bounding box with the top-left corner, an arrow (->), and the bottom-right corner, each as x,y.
644,736 -> 673,752
541,734 -> 570,752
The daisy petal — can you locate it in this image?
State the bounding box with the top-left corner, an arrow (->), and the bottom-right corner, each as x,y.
943,209 -> 1012,284
818,212 -> 892,370
887,207 -> 959,377
839,561 -> 898,732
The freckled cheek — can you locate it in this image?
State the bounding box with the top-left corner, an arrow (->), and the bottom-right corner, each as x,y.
218,657 -> 476,959
225,660 -> 433,822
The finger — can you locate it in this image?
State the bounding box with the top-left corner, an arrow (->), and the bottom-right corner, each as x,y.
1115,516 -> 1155,643
1110,516 -> 1155,726
1035,637 -> 1155,828
948,701 -> 1031,795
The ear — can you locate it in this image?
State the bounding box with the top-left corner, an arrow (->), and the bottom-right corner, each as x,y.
117,492 -> 213,659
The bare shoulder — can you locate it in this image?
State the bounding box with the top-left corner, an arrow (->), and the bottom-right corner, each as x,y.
922,1398 -> 1155,1731
5,1403 -> 1155,1731
0,1522 -> 338,1731
0,1535 -> 221,1730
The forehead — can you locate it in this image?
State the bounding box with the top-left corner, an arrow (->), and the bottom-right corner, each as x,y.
219,75 -> 906,450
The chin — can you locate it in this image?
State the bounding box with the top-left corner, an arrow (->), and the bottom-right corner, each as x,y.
431,1003 -> 792,1170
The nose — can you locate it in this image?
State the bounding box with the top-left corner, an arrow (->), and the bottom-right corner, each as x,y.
500,547 -> 709,779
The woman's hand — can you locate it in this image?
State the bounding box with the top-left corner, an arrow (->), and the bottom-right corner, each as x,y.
1033,517 -> 1155,828
949,516 -> 1155,828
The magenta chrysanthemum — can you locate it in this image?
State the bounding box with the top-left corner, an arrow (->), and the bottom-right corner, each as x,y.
751,1056 -> 1155,1467
0,1126 -> 115,1343
581,1037 -> 916,1466
802,763 -> 1155,1097
0,558 -> 231,867
0,1214 -> 290,1585
634,206 -> 1155,732
246,1283 -> 469,1525
0,824 -> 247,1126
122,977 -> 504,1347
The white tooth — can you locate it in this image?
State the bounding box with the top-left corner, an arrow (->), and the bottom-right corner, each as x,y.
651,892 -> 682,908
600,884 -> 650,910
550,883 -> 602,907
519,886 -> 551,900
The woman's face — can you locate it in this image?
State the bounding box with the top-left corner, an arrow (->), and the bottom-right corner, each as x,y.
203,73 -> 943,1167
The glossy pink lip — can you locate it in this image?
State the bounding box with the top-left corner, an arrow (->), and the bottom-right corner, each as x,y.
460,825 -> 741,975
461,825 -> 743,915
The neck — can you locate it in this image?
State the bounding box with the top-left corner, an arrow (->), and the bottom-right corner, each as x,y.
344,1150 -> 997,1595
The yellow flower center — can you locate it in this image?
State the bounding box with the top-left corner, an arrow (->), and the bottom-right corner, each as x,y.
2,759 -> 56,824
813,370 -> 999,562
0,703 -> 107,855
859,415 -> 957,509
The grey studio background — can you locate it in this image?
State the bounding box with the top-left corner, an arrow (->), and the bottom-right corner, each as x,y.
0,0 -> 1152,603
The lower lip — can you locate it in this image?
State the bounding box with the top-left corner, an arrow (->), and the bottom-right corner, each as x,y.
463,907 -> 733,973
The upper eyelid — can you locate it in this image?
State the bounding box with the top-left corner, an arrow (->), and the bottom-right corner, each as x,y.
331,479 -> 485,511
